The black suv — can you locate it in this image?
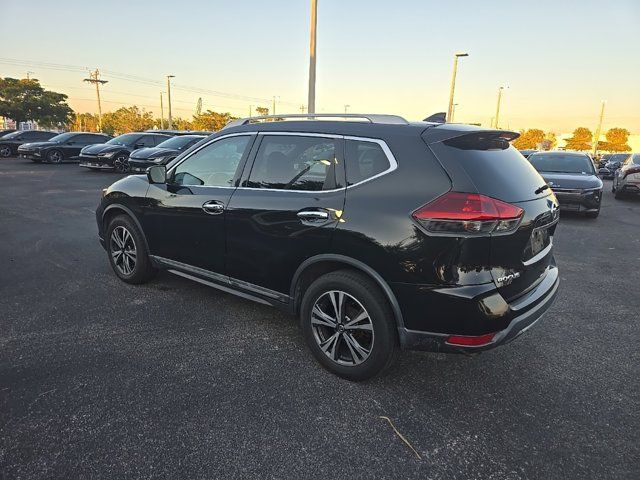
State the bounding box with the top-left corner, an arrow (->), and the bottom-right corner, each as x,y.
96,114 -> 560,380
0,130 -> 58,157
18,132 -> 112,163
79,133 -> 170,172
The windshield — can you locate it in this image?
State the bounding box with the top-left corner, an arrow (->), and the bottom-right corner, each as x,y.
156,136 -> 203,150
529,153 -> 595,174
3,131 -> 25,139
608,154 -> 630,163
107,133 -> 140,146
48,133 -> 76,143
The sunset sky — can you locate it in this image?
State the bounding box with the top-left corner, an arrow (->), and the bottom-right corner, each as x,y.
1,0 -> 639,134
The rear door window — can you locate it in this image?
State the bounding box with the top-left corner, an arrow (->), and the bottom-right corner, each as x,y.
344,139 -> 391,185
246,135 -> 339,191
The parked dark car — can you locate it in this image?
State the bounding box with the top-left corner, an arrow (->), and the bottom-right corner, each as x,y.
144,129 -> 212,136
17,132 -> 112,163
128,134 -> 206,173
0,129 -> 17,139
0,130 -> 58,157
96,114 -> 559,380
519,149 -> 537,158
528,151 -> 603,217
598,153 -> 631,179
598,153 -> 614,169
612,153 -> 640,199
79,133 -> 170,172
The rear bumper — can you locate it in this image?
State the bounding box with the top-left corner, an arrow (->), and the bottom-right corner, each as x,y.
397,266 -> 559,352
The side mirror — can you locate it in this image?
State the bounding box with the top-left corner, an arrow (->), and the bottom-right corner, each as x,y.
135,143 -> 145,149
147,165 -> 167,184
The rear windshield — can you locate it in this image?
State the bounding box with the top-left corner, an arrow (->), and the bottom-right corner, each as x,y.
608,154 -> 630,163
529,153 -> 595,174
430,139 -> 547,202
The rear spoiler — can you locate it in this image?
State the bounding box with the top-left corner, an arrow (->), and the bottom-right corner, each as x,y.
423,112 -> 447,123
422,127 -> 520,145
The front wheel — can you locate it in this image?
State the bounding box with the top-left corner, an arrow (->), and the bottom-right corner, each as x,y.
106,215 -> 156,284
113,154 -> 129,173
0,145 -> 12,157
586,210 -> 600,218
47,149 -> 63,163
300,270 -> 398,381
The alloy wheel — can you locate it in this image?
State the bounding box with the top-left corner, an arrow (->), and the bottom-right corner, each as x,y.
311,290 -> 374,366
114,155 -> 129,173
48,150 -> 62,163
110,226 -> 137,275
0,146 -> 11,157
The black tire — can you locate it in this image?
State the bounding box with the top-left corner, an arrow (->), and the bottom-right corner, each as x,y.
0,145 -> 12,158
106,215 -> 156,284
47,149 -> 63,164
113,153 -> 130,173
300,269 -> 398,381
586,210 -> 600,218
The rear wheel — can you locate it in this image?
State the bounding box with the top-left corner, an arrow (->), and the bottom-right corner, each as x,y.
0,145 -> 12,157
47,149 -> 63,163
106,215 -> 156,284
300,270 -> 397,381
586,210 -> 600,218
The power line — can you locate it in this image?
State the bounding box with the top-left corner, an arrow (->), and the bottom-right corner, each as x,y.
0,57 -> 300,106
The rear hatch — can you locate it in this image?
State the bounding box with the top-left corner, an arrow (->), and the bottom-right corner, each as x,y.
427,130 -> 559,301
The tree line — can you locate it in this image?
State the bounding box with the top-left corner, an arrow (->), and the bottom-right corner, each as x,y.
513,127 -> 631,152
0,77 -> 634,148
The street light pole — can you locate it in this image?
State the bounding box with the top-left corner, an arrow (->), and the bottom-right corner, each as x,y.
494,86 -> 506,129
166,75 -> 175,129
160,92 -> 165,129
452,103 -> 458,122
447,52 -> 468,122
592,100 -> 606,157
307,0 -> 318,114
344,104 -> 350,114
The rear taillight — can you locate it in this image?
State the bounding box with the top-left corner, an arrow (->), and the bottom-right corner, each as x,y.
445,333 -> 496,347
412,191 -> 524,235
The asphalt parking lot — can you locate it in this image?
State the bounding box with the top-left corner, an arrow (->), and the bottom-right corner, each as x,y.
1,157 -> 638,480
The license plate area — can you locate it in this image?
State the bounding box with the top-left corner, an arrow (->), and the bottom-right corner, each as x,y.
530,227 -> 550,257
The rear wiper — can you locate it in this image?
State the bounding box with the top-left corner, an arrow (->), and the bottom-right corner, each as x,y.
535,184 -> 550,194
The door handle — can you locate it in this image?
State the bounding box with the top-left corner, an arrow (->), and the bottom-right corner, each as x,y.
297,210 -> 329,221
202,200 -> 225,215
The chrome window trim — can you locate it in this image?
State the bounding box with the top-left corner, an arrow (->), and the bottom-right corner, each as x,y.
236,132 -> 397,194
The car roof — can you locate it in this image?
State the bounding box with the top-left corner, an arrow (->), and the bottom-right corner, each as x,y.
217,119 -> 515,145
530,151 -> 588,156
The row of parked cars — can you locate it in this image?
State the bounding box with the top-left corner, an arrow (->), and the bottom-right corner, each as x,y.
519,150 -> 639,215
0,128 -> 210,173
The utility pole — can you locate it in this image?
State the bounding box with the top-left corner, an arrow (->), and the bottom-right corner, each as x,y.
166,75 -> 175,129
83,69 -> 108,132
494,86 -> 506,129
452,103 -> 458,122
26,71 -> 34,81
592,100 -> 606,157
447,53 -> 468,122
272,96 -> 279,116
249,105 -> 253,117
307,0 -> 318,114
160,92 -> 165,129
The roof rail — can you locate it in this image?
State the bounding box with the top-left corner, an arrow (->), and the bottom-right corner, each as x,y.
224,113 -> 409,129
